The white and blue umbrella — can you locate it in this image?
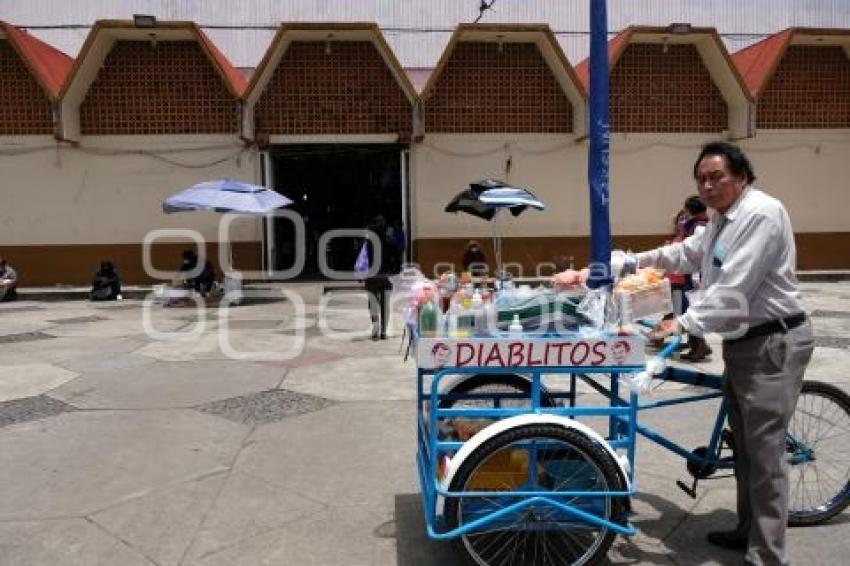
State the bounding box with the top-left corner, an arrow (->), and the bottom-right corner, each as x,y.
163,179 -> 292,215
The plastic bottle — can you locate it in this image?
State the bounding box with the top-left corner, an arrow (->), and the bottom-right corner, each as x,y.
482,298 -> 497,336
447,303 -> 460,338
471,289 -> 484,335
509,314 -> 523,336
419,299 -> 438,337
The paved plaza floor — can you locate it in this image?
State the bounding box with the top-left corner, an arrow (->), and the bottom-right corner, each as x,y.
0,281 -> 848,565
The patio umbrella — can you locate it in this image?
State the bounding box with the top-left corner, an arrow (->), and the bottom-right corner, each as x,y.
444,179 -> 545,276
163,178 -> 293,272
163,179 -> 293,215
444,179 -> 544,220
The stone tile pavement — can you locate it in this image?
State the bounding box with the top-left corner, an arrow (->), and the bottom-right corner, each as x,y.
0,281 -> 847,565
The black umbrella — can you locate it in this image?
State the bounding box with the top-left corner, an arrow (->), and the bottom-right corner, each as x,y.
444,179 -> 544,220
444,179 -> 546,275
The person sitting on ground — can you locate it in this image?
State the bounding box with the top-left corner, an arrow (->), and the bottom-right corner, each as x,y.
461,240 -> 488,277
89,260 -> 121,301
194,260 -> 216,297
0,257 -> 18,302
178,249 -> 199,289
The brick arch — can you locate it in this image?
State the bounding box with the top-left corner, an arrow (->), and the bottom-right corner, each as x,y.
757,46 -> 850,129
610,43 -> 727,132
254,41 -> 412,136
423,42 -> 572,133
0,40 -> 53,135
80,40 -> 237,135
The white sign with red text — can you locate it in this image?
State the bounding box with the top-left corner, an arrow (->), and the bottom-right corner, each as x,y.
416,335 -> 646,370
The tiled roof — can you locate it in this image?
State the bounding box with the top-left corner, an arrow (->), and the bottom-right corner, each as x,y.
731,27 -> 850,98
731,28 -> 794,97
195,25 -> 248,97
0,21 -> 73,99
574,25 -> 749,103
574,28 -> 632,91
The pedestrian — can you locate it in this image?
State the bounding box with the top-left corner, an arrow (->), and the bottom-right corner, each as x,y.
0,257 -> 18,301
669,194 -> 711,361
628,142 -> 814,566
360,215 -> 398,340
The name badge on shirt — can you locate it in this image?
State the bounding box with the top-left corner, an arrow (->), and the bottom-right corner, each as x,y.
712,242 -> 728,267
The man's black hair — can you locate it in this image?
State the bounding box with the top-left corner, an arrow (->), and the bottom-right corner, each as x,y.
693,141 -> 756,184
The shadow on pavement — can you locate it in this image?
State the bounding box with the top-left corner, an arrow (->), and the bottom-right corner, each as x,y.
616,491 -> 741,565
394,493 -> 463,566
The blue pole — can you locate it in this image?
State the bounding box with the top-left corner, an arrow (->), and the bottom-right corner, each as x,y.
587,0 -> 612,289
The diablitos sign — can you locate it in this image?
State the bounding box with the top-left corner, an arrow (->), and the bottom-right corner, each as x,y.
416,336 -> 645,370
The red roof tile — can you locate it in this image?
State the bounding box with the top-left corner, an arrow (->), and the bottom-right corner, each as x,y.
194,26 -> 248,97
731,28 -> 794,98
0,21 -> 73,99
574,28 -> 632,91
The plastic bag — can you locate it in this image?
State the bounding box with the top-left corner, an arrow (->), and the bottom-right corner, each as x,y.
354,241 -> 370,280
623,357 -> 667,395
577,288 -> 611,329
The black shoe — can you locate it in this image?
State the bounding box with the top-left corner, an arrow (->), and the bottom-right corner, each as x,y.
681,337 -> 712,362
371,334 -> 379,341
380,333 -> 387,340
706,530 -> 748,551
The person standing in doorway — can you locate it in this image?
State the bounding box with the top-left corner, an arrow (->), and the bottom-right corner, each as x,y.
629,142 -> 814,566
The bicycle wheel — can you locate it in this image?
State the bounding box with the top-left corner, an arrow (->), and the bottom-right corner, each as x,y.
787,380 -> 850,526
437,374 -> 557,410
445,423 -> 626,566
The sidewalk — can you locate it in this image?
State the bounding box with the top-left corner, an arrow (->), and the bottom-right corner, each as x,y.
0,281 -> 847,565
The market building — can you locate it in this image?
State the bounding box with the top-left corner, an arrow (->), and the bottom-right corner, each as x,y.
0,14 -> 848,284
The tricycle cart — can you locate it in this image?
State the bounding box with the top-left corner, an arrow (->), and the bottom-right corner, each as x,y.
412,330 -> 850,565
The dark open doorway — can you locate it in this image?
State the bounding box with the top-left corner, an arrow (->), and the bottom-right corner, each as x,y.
268,144 -> 407,279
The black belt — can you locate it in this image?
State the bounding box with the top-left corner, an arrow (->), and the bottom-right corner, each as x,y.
725,313 -> 806,344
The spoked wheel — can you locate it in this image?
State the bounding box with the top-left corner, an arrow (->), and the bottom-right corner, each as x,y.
445,424 -> 626,565
787,380 -> 850,526
437,374 -> 557,410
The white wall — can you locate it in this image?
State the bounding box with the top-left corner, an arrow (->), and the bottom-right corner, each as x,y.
411,131 -> 850,241
609,133 -> 722,234
0,135 -> 263,246
739,131 -> 850,233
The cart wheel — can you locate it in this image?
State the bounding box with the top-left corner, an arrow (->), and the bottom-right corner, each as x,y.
438,374 -> 557,409
445,423 -> 626,566
787,380 -> 850,526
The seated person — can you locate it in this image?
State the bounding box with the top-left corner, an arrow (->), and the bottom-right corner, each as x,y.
194,261 -> 216,297
0,257 -> 18,301
90,260 -> 121,301
461,240 -> 488,277
179,249 -> 199,288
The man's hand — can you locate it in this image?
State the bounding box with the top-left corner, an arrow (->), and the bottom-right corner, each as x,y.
649,318 -> 682,346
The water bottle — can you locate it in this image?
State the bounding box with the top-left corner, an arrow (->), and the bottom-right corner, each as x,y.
509,314 -> 523,336
483,300 -> 497,335
447,303 -> 460,338
419,299 -> 438,338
